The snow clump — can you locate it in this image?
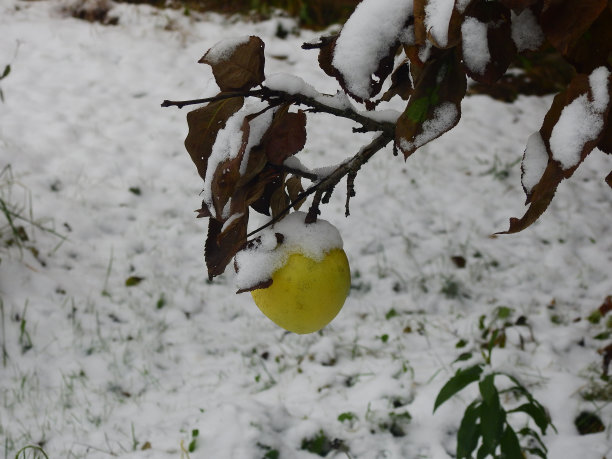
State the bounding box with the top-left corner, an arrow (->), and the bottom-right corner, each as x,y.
550,66 -> 610,170
203,36 -> 252,64
332,0 -> 414,100
234,211 -> 344,291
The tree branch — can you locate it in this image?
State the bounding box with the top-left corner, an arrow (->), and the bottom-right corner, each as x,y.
246,131 -> 393,238
162,86 -> 395,135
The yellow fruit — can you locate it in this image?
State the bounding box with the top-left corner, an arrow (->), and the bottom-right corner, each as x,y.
251,248 -> 351,334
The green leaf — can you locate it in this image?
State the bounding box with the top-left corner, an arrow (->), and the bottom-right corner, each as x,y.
454,352 -> 473,363
500,425 -> 522,458
478,375 -> 505,455
434,364 -> 483,412
456,401 -> 482,459
0,65 -> 9,80
125,276 -> 144,287
509,403 -> 551,434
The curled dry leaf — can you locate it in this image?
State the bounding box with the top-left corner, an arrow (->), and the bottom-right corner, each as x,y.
564,6 -> 612,74
396,48 -> 466,158
205,215 -> 248,279
500,70 -> 611,234
540,0 -> 607,57
260,104 -> 307,165
184,97 -> 244,181
199,36 -> 265,92
461,1 -> 517,85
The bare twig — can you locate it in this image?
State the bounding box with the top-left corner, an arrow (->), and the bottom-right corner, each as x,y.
161,89 -> 263,108
162,86 -> 395,135
246,131 -> 393,237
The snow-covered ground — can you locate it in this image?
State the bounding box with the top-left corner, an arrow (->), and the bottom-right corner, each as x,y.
1,1 -> 611,458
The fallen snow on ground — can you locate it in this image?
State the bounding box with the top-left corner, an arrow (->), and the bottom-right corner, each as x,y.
0,1 -> 611,458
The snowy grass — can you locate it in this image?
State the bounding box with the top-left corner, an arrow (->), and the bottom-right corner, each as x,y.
0,1 -> 611,458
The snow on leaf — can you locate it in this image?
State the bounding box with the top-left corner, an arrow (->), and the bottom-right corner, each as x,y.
184,96 -> 245,181
550,94 -> 604,170
510,7 -> 543,52
424,0 -> 455,48
461,17 -> 489,75
521,132 -> 548,196
199,36 -> 265,92
201,99 -> 271,219
396,49 -> 466,158
550,67 -> 610,170
460,1 -> 516,85
501,69 -> 611,234
331,0 -> 413,101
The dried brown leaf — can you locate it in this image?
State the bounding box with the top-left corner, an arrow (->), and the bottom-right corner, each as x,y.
285,175 -> 304,210
413,0 -> 427,45
396,49 -> 466,158
317,35 -> 339,78
500,72 -> 611,233
564,6 -> 612,74
381,60 -> 413,102
184,97 -> 244,180
499,0 -> 539,10
261,105 -> 307,165
462,2 -> 516,85
540,0 -> 607,56
199,36 -> 265,92
599,295 -> 612,316
205,215 -> 248,279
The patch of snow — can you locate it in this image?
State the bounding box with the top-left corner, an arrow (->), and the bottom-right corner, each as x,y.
234,211 -> 343,291
550,67 -> 609,170
461,16 -> 490,75
400,102 -> 459,151
202,99 -> 270,218
203,35 -> 251,64
221,212 -> 244,232
521,132 -> 549,194
511,8 -> 544,52
332,0 -> 414,99
424,0 -> 455,48
588,66 -> 610,112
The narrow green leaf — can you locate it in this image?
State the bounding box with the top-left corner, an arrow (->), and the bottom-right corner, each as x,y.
0,65 -> 9,80
508,403 -> 550,434
457,401 -> 482,459
454,352 -> 473,363
500,425 -> 522,459
479,375 -> 505,455
434,365 -> 484,412
125,276 -> 144,287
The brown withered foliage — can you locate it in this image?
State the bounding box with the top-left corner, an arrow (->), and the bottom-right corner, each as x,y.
164,0 -> 612,280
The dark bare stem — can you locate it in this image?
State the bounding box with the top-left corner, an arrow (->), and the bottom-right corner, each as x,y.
270,164 -> 319,182
162,87 -> 395,135
305,190 -> 323,224
161,90 -> 263,108
345,170 -> 357,217
246,131 -> 393,237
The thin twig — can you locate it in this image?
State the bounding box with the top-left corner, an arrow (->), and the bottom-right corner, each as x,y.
162,86 -> 395,135
161,89 -> 263,108
270,164 -> 319,182
246,131 -> 393,237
